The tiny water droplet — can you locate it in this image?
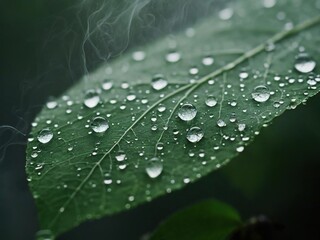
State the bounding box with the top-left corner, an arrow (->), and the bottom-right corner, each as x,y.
205,96 -> 217,107
202,56 -> 214,66
132,51 -> 146,61
165,51 -> 181,63
238,123 -> 246,132
37,129 -> 53,144
146,157 -> 163,179
294,53 -> 316,73
263,0 -> 276,8
152,74 -> 168,90
103,174 -> 112,185
236,146 -> 245,153
91,117 -> 109,133
102,79 -> 113,90
251,85 -> 270,103
115,150 -> 126,162
219,8 -> 234,20
46,100 -> 58,109
217,119 -> 226,128
186,127 -> 204,143
178,103 -> 197,121
84,89 -> 100,108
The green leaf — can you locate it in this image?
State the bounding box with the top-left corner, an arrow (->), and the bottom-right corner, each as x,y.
150,200 -> 242,240
26,0 -> 320,237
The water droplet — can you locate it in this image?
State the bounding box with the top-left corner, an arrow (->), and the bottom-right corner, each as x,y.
126,93 -> 136,101
36,229 -> 54,240
294,53 -> 316,73
157,104 -> 166,112
219,8 -> 234,20
178,103 -> 197,121
239,71 -> 249,79
251,85 -> 270,103
91,117 -> 109,133
37,129 -> 53,144
115,150 -> 126,162
238,123 -> 246,132
46,100 -> 58,109
146,157 -> 163,178
202,56 -> 214,66
103,174 -> 112,185
236,146 -> 245,153
186,127 -> 204,143
307,79 -> 317,86
262,0 -> 276,8
84,89 -> 100,108
205,96 -> 217,107
189,67 -> 199,75
165,51 -> 181,63
102,79 -> 113,90
217,119 -> 226,127
156,142 -> 164,151
132,51 -> 146,61
152,74 -> 168,90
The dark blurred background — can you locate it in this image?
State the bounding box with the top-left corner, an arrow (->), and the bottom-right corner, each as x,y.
0,0 -> 319,239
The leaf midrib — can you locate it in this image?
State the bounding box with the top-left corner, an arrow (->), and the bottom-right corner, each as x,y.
48,14 -> 320,230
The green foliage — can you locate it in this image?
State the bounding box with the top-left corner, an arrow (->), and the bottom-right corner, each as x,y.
150,200 -> 242,240
26,0 -> 320,238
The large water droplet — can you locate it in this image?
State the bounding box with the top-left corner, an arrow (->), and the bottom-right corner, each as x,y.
217,119 -> 226,128
219,8 -> 234,20
37,129 -> 53,144
91,117 -> 109,133
205,96 -> 217,107
186,127 -> 204,143
178,103 -> 197,121
152,74 -> 168,90
251,85 -> 270,103
294,53 -> 316,73
146,157 -> 163,178
84,89 -> 100,108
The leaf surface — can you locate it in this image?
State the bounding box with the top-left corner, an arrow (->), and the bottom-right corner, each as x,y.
26,0 -> 320,237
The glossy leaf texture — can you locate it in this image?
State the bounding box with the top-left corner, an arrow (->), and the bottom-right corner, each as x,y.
150,200 -> 242,240
26,0 -> 320,237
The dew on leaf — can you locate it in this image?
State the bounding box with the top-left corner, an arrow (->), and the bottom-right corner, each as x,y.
46,100 -> 58,109
251,85 -> 270,103
157,104 -> 166,112
236,146 -> 245,153
189,67 -> 199,75
217,119 -> 227,127
91,117 -> 109,133
294,53 -> 316,73
115,150 -> 126,162
202,56 -> 214,66
178,103 -> 197,121
103,174 -> 112,185
151,74 -> 168,90
132,51 -> 146,61
37,129 -> 53,144
186,127 -> 204,143
205,96 -> 217,107
238,123 -> 246,132
219,8 -> 234,20
84,89 -> 100,108
146,157 -> 163,179
102,79 -> 113,91
165,51 -> 181,63
126,93 -> 136,101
